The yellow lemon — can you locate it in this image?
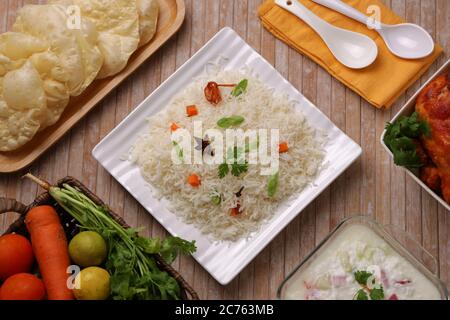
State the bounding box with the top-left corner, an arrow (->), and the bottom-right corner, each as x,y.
73,267 -> 110,300
69,231 -> 107,267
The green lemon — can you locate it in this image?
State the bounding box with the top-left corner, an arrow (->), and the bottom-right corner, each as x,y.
69,231 -> 107,267
73,267 -> 110,300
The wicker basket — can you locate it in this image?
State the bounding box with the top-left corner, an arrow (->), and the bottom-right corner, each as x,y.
0,176 -> 199,300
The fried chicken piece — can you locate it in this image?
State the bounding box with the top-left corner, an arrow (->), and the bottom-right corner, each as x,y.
420,165 -> 441,192
415,71 -> 450,205
413,139 -> 430,165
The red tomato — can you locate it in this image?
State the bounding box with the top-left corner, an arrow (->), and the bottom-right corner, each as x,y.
0,273 -> 46,300
0,234 -> 34,280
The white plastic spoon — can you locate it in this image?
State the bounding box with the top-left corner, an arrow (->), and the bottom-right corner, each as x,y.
275,0 -> 377,69
311,0 -> 435,59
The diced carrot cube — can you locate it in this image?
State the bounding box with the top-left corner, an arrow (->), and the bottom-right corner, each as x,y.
186,105 -> 198,117
187,174 -> 201,187
279,142 -> 289,153
170,122 -> 180,132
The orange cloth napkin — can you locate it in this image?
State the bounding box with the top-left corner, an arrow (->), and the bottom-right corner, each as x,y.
258,0 -> 442,109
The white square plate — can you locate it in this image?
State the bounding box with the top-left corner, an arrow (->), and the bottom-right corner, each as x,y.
93,27 -> 362,285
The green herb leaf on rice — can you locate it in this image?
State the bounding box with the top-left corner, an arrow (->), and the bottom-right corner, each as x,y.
245,137 -> 259,153
218,163 -> 229,178
172,141 -> 184,160
211,194 -> 221,205
219,147 -> 248,178
217,115 -> 245,129
231,79 -> 248,97
267,172 -> 279,197
231,163 -> 248,177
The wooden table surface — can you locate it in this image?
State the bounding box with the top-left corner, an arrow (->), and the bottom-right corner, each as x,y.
0,0 -> 449,299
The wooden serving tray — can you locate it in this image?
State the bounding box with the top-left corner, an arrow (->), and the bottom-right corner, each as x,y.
0,0 -> 185,173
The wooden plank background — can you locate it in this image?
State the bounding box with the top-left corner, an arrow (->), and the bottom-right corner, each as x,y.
0,0 -> 449,299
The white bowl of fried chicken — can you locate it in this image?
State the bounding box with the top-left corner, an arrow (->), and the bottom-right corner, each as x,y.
382,59 -> 450,211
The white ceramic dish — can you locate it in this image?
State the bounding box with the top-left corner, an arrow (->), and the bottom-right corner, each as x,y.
381,59 -> 450,212
93,27 -> 362,285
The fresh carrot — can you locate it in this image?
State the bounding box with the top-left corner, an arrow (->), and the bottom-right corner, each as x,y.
25,206 -> 73,300
186,105 -> 198,117
279,142 -> 289,153
170,122 -> 180,132
187,174 -> 201,187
